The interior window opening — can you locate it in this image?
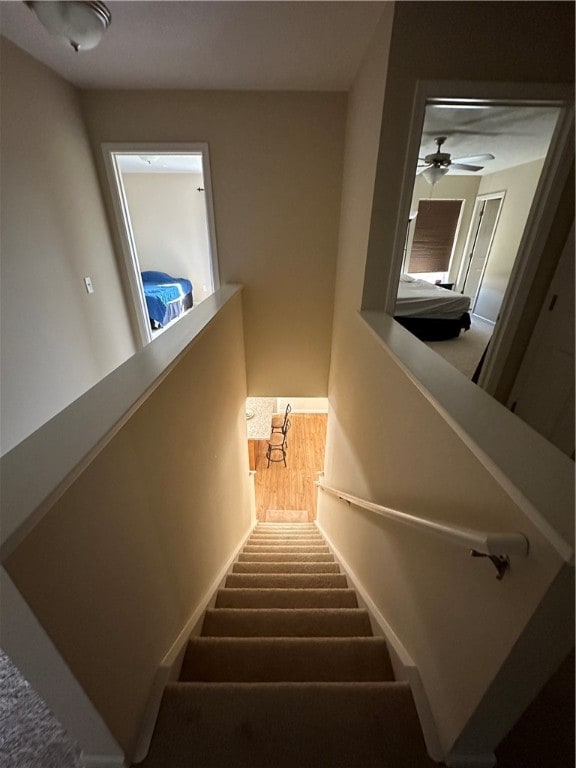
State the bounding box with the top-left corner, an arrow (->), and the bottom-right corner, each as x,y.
394,101 -> 561,383
104,145 -> 219,347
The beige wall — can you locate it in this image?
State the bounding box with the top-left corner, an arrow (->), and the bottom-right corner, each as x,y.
473,159 -> 545,322
4,293 -> 252,755
321,1 -> 574,760
81,89 -> 346,396
0,40 -> 136,454
122,172 -> 214,305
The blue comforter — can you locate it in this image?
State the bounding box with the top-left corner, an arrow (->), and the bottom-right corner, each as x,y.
141,271 -> 193,326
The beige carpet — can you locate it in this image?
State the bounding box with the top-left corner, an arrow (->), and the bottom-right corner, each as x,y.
426,313 -> 493,378
140,522 -> 436,767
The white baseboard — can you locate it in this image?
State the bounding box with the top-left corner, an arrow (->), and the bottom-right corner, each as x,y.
316,521 -> 445,764
446,753 -> 496,767
80,754 -> 127,768
131,524 -> 254,764
276,397 -> 329,414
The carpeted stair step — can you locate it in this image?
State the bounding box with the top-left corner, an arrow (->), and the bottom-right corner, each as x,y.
201,608 -> 372,637
248,533 -> 324,541
247,540 -> 325,547
243,545 -> 330,554
254,526 -> 318,533
138,521 -> 436,768
224,572 -> 348,589
215,587 -> 358,609
232,561 -> 340,574
142,681 -> 435,768
238,552 -> 334,563
179,637 -> 394,682
255,523 -> 317,527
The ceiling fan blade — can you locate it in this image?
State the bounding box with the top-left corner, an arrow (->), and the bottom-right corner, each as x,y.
452,153 -> 495,164
451,162 -> 483,172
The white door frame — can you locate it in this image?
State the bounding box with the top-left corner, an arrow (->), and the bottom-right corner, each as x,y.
102,143 -> 220,348
383,80 -> 574,398
457,191 -> 505,308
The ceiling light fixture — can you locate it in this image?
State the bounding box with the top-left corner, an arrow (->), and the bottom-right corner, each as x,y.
421,165 -> 449,186
26,1 -> 111,52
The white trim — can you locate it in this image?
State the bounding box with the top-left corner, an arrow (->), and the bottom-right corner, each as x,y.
132,524 -> 253,763
101,142 -> 221,349
102,150 -> 152,346
317,482 -> 529,558
1,568 -> 125,767
456,192 -> 505,300
477,104 -> 574,393
315,518 -> 445,763
0,285 -> 242,560
359,310 -> 574,565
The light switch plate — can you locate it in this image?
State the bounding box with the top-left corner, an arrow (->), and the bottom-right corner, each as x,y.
84,277 -> 94,294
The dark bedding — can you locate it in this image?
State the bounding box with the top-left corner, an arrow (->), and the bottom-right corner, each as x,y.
395,312 -> 471,341
141,271 -> 193,328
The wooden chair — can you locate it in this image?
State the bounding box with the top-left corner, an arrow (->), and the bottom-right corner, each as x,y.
266,419 -> 291,467
271,403 -> 291,433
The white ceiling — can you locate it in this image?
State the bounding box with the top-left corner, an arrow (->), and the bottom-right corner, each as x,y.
0,2 -> 562,174
117,153 -> 204,174
418,104 -> 561,177
0,1 -> 386,90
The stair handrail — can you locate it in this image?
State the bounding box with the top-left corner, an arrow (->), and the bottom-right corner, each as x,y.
316,481 -> 530,579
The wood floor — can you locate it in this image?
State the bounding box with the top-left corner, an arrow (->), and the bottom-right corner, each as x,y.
253,413 -> 327,522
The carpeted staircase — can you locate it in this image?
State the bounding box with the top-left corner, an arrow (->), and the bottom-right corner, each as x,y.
140,522 -> 435,767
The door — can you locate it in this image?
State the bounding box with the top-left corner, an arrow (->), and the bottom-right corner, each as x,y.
507,223 -> 575,458
459,194 -> 503,309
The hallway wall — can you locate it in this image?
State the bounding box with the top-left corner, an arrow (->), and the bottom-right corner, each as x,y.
320,2 -> 574,761
4,294 -> 252,754
0,40 -> 136,454
81,88 -> 346,397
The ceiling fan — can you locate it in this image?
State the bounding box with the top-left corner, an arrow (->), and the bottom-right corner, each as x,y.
418,136 -> 495,185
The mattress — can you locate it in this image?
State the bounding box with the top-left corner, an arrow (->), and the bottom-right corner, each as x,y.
141,270 -> 193,327
395,274 -> 471,320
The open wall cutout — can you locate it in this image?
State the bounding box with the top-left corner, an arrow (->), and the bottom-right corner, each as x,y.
103,144 -> 220,347
362,81 -> 574,455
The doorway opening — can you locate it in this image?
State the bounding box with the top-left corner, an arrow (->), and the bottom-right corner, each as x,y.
103,144 -> 219,347
395,98 -> 564,384
245,397 -> 328,522
458,192 -> 504,313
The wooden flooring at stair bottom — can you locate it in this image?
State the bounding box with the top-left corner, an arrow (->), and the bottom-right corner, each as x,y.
139,522 -> 435,767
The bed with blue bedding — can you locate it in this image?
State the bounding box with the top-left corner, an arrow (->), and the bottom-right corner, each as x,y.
141,271 -> 193,329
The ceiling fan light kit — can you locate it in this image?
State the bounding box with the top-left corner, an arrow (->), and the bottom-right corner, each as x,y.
418,136 -> 495,185
422,165 -> 450,185
26,1 -> 111,52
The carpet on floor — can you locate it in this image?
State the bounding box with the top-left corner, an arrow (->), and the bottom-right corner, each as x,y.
0,650 -> 82,768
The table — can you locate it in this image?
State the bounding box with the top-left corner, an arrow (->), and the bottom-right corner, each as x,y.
246,397 -> 275,469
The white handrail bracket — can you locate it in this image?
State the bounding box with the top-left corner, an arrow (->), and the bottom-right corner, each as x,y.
316,482 -> 530,578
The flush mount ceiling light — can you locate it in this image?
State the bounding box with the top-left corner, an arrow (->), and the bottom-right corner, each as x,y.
26,1 -> 111,52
